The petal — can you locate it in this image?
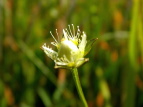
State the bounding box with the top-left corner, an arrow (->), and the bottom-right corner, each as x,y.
55,61 -> 68,66
75,58 -> 89,67
58,39 -> 79,61
42,43 -> 58,60
55,61 -> 75,69
78,32 -> 87,53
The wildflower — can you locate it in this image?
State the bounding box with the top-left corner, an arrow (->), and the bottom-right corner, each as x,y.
42,24 -> 97,69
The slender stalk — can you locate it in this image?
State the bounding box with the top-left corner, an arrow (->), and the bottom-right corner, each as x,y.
125,0 -> 140,107
71,68 -> 88,107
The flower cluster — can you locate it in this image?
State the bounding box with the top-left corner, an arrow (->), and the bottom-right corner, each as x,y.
42,24 -> 91,69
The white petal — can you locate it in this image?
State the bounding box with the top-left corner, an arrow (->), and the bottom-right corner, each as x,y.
75,58 -> 89,67
58,39 -> 80,61
55,61 -> 68,66
62,39 -> 78,52
42,44 -> 58,60
78,32 -> 87,52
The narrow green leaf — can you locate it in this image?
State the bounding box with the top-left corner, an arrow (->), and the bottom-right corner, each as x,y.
37,87 -> 52,107
84,38 -> 98,56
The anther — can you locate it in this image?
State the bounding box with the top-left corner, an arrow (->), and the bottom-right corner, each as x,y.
68,25 -> 73,37
50,31 -> 58,43
56,29 -> 59,41
65,29 -> 71,38
72,24 -> 75,37
44,43 -> 46,47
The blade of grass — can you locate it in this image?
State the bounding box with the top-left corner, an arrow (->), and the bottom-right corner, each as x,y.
53,69 -> 66,102
126,0 -> 140,107
37,87 -> 52,107
138,11 -> 143,68
128,0 -> 139,67
18,41 -> 57,86
0,0 -> 4,62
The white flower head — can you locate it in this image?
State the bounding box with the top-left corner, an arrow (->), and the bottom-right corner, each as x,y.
42,24 -> 96,69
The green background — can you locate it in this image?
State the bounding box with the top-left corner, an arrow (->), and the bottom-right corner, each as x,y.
0,0 -> 143,107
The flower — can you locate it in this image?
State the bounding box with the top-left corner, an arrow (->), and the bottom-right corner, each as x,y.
42,24 -> 96,69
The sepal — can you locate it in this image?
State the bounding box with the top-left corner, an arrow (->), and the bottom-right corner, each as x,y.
84,38 -> 98,56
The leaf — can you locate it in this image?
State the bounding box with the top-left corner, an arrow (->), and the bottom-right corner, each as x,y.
84,38 -> 98,56
37,87 -> 52,107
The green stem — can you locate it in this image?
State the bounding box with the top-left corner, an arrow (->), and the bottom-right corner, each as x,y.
71,68 -> 88,107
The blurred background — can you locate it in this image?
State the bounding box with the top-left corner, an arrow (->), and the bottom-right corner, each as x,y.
0,0 -> 143,107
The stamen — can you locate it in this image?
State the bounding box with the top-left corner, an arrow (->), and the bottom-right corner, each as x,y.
43,43 -> 46,47
83,31 -> 85,35
63,29 -> 68,40
76,32 -> 80,38
50,31 -> 58,43
68,25 -> 73,37
51,42 -> 57,46
78,39 -> 81,43
76,26 -> 81,38
56,29 -> 59,42
65,29 -> 72,38
72,24 -> 75,37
